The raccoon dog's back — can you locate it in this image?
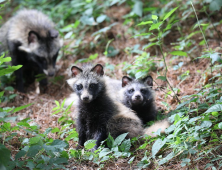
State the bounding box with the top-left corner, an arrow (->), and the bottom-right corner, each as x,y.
67,64 -> 143,149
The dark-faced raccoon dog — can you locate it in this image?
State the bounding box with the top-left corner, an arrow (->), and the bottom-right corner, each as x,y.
67,64 -> 144,150
119,76 -> 157,125
0,9 -> 62,92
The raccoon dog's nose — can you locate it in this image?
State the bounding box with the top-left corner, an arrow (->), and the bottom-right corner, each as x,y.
135,95 -> 141,99
48,72 -> 55,77
83,96 -> 89,101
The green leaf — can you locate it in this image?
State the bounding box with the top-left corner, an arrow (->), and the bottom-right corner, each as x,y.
209,0 -> 222,12
170,51 -> 187,57
15,150 -> 26,160
149,22 -> 163,31
137,21 -> 153,26
152,138 -> 167,158
99,148 -> 111,158
200,121 -> 212,128
113,133 -> 128,146
163,7 -> 179,21
107,133 -> 114,148
128,156 -> 135,164
0,65 -> 22,77
55,100 -> 60,107
217,122 -> 222,129
84,140 -> 96,150
29,137 -> 43,146
205,104 -> 222,113
158,152 -> 175,165
96,15 -> 107,23
51,127 -> 60,133
119,139 -> 131,152
152,15 -> 158,20
143,42 -> 157,50
27,145 -> 42,157
157,76 -> 166,81
89,53 -> 98,60
0,144 -> 10,166
132,0 -> 143,17
12,103 -> 33,113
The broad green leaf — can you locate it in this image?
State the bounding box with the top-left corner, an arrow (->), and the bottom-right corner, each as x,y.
27,145 -> 42,157
119,139 -> 131,152
15,150 -> 26,160
12,103 -> 33,113
132,0 -> 143,17
84,140 -> 96,150
29,137 -> 43,146
51,127 -> 60,133
0,144 -> 10,166
152,138 -> 167,158
170,51 -> 187,57
128,156 -> 135,164
149,22 -> 163,31
158,152 -> 175,165
218,122 -> 222,129
99,148 -> 111,158
89,53 -> 98,60
163,7 -> 179,21
107,133 -> 114,148
96,15 -> 107,23
0,65 -> 22,77
55,100 -> 60,107
137,21 -> 153,26
143,42 -> 157,50
113,133 -> 128,146
200,121 -> 212,128
205,104 -> 222,113
152,15 -> 158,20
209,0 -> 222,11
157,76 -> 166,81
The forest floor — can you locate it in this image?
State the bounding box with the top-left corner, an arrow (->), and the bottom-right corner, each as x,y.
1,2 -> 222,170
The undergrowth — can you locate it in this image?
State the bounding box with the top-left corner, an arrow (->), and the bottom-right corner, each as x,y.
1,0 -> 222,169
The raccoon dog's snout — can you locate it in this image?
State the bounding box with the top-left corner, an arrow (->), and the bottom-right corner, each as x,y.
80,91 -> 92,103
132,92 -> 143,104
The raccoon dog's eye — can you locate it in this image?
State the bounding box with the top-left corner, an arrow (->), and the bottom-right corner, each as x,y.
76,84 -> 83,91
141,89 -> 146,93
128,89 -> 134,94
89,83 -> 96,89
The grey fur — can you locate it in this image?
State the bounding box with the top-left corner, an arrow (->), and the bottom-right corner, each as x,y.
119,76 -> 157,125
67,64 -> 143,149
0,9 -> 62,92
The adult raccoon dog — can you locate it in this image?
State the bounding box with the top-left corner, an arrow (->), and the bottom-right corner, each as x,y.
67,64 -> 143,149
119,76 -> 157,125
0,9 -> 62,92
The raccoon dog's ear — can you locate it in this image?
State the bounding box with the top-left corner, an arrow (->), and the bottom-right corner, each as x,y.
122,76 -> 132,87
143,76 -> 153,88
91,64 -> 104,76
50,29 -> 59,38
71,66 -> 83,77
28,31 -> 39,44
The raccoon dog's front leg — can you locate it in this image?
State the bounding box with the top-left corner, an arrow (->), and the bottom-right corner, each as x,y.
93,130 -> 107,150
77,118 -> 87,148
8,41 -> 24,92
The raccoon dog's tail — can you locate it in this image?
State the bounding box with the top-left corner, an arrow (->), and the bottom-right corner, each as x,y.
143,119 -> 170,137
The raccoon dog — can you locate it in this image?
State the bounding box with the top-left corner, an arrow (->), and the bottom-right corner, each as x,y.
120,76 -> 157,125
0,9 -> 62,92
67,64 -> 143,149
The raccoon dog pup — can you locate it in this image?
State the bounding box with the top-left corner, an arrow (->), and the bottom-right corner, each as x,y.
120,76 -> 157,125
67,64 -> 143,149
0,9 -> 62,92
